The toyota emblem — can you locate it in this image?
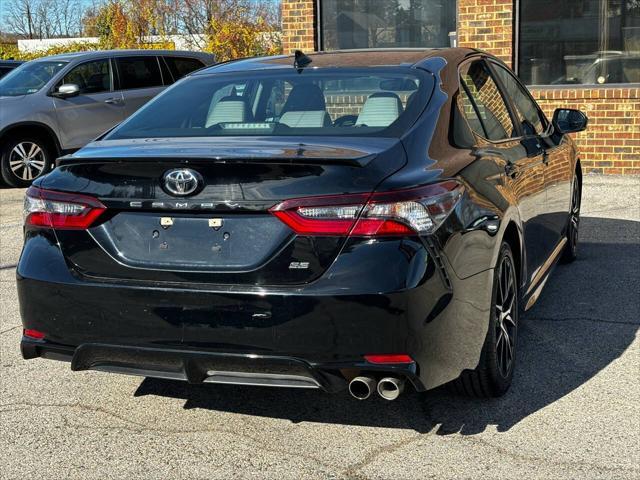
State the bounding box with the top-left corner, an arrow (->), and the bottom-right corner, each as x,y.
162,169 -> 202,196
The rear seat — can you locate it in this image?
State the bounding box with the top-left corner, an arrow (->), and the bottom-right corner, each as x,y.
356,92 -> 404,127
206,95 -> 252,127
279,85 -> 331,128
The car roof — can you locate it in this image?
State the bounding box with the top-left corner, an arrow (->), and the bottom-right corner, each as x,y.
196,47 -> 487,75
32,49 -> 214,62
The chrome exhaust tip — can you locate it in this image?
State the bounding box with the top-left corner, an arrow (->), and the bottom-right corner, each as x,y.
348,376 -> 376,400
377,377 -> 405,401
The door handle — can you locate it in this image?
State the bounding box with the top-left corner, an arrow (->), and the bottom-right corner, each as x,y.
505,162 -> 519,179
104,97 -> 123,105
542,149 -> 549,165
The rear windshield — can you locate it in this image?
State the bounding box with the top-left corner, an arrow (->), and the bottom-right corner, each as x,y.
106,67 -> 433,139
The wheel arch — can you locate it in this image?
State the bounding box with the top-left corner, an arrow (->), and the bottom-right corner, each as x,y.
575,158 -> 583,183
502,220 -> 523,292
0,122 -> 62,158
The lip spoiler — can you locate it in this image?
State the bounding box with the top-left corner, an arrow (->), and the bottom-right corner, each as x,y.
57,137 -> 403,168
56,154 -> 376,168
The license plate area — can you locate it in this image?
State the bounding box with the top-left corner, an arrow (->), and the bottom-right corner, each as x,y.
89,212 -> 292,272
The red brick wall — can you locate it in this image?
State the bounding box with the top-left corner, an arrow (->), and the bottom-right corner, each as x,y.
280,0 -> 640,174
532,87 -> 640,175
281,0 -> 316,54
458,0 -> 513,66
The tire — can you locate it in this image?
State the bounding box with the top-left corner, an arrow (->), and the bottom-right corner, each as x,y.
448,242 -> 519,398
561,173 -> 581,263
0,135 -> 54,188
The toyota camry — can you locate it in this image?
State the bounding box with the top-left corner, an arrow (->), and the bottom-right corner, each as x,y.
18,49 -> 587,400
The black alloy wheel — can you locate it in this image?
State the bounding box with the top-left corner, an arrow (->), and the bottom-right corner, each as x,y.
494,249 -> 517,379
561,173 -> 581,263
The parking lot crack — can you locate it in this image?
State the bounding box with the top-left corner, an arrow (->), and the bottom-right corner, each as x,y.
450,434 -> 638,475
342,434 -> 427,479
0,325 -> 21,335
0,400 -> 341,475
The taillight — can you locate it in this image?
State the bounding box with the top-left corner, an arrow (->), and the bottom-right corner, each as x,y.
270,181 -> 463,237
24,187 -> 106,230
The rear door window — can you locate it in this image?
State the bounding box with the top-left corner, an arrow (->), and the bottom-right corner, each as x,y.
459,60 -> 517,141
115,56 -> 162,90
491,63 -> 546,136
164,57 -> 205,82
61,59 -> 111,94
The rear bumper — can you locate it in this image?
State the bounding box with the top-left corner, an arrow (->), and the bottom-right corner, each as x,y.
17,231 -> 495,391
21,339 -> 422,393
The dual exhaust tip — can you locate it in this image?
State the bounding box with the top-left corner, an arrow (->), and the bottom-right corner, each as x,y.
348,375 -> 405,401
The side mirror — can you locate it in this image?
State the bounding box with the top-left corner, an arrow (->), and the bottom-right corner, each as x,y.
552,108 -> 588,134
52,83 -> 80,99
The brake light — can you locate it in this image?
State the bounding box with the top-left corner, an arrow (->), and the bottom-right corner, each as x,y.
270,181 -> 463,237
24,187 -> 106,230
364,354 -> 414,364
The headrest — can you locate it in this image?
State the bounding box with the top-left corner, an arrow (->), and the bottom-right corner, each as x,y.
205,95 -> 252,127
282,84 -> 326,113
355,92 -> 404,127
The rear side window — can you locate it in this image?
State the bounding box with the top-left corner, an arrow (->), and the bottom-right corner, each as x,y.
457,87 -> 484,138
491,63 -> 546,136
459,60 -> 516,141
61,59 -> 111,94
115,56 -> 162,90
164,57 -> 204,81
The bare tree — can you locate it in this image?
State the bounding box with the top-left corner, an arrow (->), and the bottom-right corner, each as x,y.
3,0 -> 83,38
179,0 -> 280,49
53,0 -> 82,37
4,0 -> 39,38
4,0 -> 281,44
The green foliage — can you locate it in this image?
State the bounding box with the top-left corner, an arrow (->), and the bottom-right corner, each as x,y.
207,16 -> 282,62
0,42 -> 100,61
0,0 -> 283,62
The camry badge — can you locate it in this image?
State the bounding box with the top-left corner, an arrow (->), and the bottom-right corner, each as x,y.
162,168 -> 201,196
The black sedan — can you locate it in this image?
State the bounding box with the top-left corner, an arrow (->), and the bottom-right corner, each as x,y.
18,48 -> 587,400
0,60 -> 24,78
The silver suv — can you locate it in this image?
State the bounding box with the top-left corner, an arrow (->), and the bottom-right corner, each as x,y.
0,49 -> 215,187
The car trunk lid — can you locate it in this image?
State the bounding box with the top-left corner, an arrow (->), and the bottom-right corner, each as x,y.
44,136 -> 407,286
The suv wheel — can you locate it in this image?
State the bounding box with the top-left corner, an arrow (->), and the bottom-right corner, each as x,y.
448,242 -> 519,397
1,136 -> 53,187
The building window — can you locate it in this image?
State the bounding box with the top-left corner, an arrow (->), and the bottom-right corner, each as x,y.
519,0 -> 640,86
320,0 -> 456,50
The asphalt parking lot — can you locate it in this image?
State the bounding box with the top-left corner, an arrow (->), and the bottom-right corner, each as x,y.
1,175 -> 638,479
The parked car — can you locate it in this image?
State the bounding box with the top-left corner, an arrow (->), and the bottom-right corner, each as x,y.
18,48 -> 586,400
0,49 -> 215,187
553,53 -> 640,85
576,54 -> 640,84
0,60 -> 24,79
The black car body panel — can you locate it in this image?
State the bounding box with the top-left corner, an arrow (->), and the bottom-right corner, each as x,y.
0,60 -> 24,79
18,48 -> 581,395
43,137 -> 409,284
